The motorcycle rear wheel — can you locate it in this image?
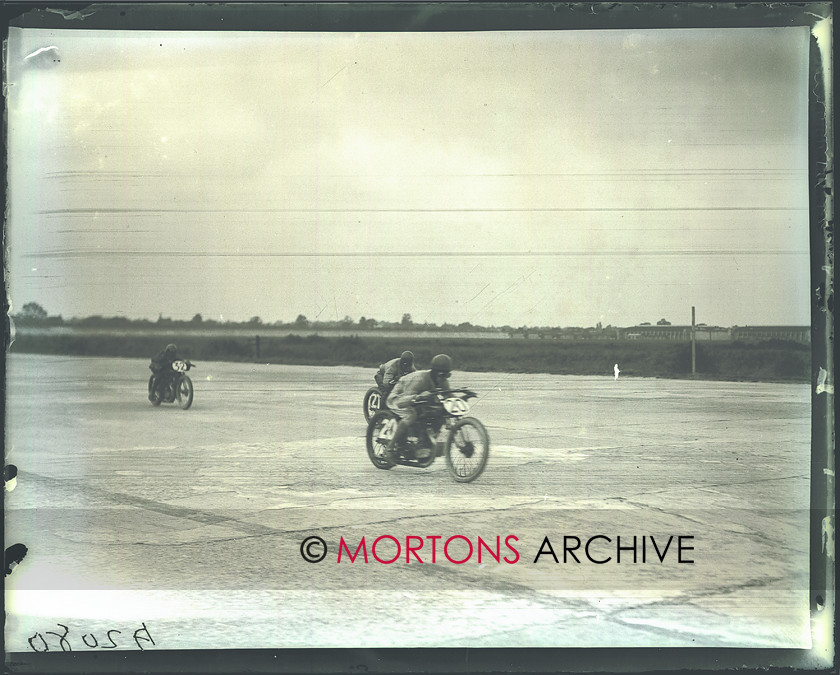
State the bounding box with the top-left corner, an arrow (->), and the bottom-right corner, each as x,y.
148,375 -> 162,407
366,410 -> 397,470
444,417 -> 490,483
177,375 -> 194,410
363,387 -> 382,423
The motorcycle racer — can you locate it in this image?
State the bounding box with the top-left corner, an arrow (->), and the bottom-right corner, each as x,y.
375,350 -> 416,396
149,343 -> 179,401
386,354 -> 452,460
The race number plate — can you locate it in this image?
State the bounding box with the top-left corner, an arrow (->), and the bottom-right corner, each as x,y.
379,418 -> 397,441
171,360 -> 188,372
442,398 -> 469,415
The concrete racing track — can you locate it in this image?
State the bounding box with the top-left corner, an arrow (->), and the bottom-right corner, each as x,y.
5,354 -> 812,650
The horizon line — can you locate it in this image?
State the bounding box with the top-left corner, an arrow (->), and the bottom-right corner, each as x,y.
25,249 -> 810,259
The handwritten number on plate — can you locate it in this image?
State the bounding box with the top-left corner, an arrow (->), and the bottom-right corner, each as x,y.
28,633 -> 49,652
133,623 -> 155,650
102,629 -> 121,649
45,624 -> 71,652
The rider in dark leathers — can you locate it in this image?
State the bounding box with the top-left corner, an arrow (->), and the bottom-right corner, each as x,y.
149,343 -> 179,401
375,350 -> 416,400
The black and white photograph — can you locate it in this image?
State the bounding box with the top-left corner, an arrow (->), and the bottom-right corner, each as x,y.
3,2 -> 833,669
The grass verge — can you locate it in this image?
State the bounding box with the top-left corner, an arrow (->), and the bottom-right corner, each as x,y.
8,332 -> 811,383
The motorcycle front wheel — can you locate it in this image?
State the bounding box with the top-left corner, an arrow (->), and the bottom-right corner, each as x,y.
148,375 -> 162,407
444,417 -> 490,483
366,410 -> 397,470
177,375 -> 194,410
363,387 -> 382,423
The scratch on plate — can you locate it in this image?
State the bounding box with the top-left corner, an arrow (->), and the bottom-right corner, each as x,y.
822,516 -> 835,561
816,367 -> 834,395
24,46 -> 59,61
44,7 -> 97,20
322,64 -> 348,88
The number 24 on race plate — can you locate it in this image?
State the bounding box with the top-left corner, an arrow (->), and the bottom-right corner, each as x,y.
380,418 -> 397,440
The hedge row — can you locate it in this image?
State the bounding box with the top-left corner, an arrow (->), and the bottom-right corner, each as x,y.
8,333 -> 810,382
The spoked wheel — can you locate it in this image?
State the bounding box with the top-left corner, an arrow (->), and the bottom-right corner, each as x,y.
366,410 -> 397,470
363,387 -> 383,423
444,417 -> 490,483
177,375 -> 194,410
148,375 -> 162,407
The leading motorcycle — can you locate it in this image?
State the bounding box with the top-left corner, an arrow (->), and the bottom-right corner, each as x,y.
365,389 -> 490,483
148,359 -> 196,410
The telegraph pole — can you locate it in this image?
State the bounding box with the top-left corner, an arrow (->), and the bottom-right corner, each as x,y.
691,306 -> 696,376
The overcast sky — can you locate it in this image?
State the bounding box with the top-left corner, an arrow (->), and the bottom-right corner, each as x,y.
6,27 -> 810,327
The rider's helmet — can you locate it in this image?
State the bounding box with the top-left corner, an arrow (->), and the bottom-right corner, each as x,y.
165,344 -> 177,356
429,353 -> 452,386
400,350 -> 414,371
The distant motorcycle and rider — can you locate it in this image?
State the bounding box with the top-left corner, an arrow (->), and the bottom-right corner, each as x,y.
148,343 -> 196,409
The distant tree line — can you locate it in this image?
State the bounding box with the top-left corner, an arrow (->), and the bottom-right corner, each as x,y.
11,304 -> 628,334
15,304 -> 772,336
12,303 -> 507,332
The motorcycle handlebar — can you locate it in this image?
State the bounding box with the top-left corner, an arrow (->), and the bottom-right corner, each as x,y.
436,388 -> 477,399
149,360 -> 197,372
412,388 -> 477,404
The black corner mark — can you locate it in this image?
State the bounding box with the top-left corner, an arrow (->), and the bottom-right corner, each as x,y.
4,464 -> 18,482
5,543 -> 28,576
